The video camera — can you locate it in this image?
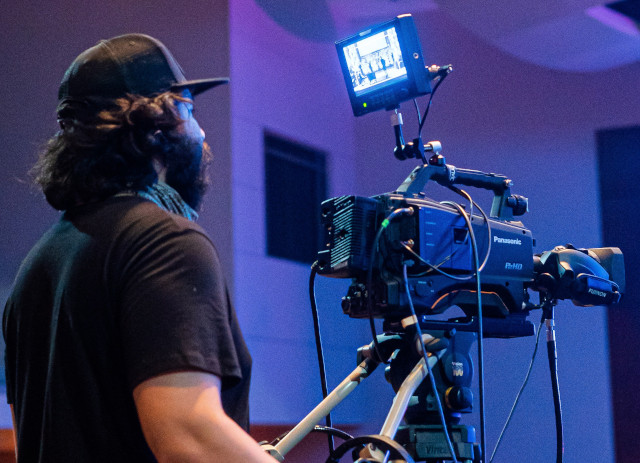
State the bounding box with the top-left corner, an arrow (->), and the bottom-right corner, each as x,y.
316,174 -> 624,336
265,14 -> 627,463
322,14 -> 624,337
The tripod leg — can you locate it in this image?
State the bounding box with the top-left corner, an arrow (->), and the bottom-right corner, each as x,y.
379,354 -> 439,439
270,359 -> 374,460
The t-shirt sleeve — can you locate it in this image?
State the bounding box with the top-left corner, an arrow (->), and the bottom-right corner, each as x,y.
115,220 -> 241,392
2,300 -> 15,405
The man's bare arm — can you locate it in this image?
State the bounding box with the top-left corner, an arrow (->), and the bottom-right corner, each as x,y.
10,404 -> 17,460
133,371 -> 277,463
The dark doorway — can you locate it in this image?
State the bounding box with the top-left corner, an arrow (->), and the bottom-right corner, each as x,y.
597,125 -> 640,462
264,131 -> 327,264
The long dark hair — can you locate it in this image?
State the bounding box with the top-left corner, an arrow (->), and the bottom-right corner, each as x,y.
33,92 -> 190,210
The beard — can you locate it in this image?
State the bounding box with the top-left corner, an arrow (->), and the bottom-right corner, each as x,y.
163,137 -> 213,211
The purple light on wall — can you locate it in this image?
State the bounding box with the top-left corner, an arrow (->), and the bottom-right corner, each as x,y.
587,5 -> 640,37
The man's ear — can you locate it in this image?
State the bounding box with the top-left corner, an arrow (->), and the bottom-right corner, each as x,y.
151,157 -> 168,183
153,129 -> 168,144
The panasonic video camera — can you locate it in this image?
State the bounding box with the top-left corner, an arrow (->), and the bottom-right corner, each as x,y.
317,14 -> 624,338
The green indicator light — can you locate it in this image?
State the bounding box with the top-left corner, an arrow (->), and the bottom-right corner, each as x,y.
363,102 -> 367,108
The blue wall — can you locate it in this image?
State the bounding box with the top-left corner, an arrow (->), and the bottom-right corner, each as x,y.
0,1 -> 639,462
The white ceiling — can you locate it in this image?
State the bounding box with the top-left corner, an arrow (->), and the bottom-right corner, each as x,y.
256,0 -> 640,72
434,0 -> 640,71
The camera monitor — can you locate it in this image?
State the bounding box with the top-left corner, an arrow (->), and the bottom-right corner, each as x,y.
336,14 -> 431,117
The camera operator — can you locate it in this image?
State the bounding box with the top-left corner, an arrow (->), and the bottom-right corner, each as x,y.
2,33 -> 276,462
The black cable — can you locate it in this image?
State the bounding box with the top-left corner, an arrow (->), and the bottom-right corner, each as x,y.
309,261 -> 334,454
546,318 -> 564,462
312,425 -> 354,442
269,425 -> 354,447
452,185 -> 474,217
366,225 -> 391,363
448,187 -> 492,273
413,98 -> 422,127
366,208 -> 414,363
418,74 -> 448,136
403,264 -> 459,463
489,321 -> 544,462
400,243 -> 476,281
417,92 -> 435,138
440,200 -> 486,463
400,194 -> 491,281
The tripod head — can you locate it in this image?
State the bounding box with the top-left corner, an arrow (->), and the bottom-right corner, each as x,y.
355,323 -> 481,462
385,328 -> 475,425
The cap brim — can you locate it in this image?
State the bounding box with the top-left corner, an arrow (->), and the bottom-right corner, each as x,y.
171,77 -> 229,96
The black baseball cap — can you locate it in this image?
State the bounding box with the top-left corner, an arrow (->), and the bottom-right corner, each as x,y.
58,33 -> 228,101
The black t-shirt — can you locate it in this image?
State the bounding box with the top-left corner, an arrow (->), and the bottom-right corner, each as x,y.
3,196 -> 252,462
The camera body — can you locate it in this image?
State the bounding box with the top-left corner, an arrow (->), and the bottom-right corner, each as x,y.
317,193 -> 534,324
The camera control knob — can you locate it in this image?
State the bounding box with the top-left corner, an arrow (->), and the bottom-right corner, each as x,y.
445,386 -> 473,411
341,296 -> 352,313
507,194 -> 528,216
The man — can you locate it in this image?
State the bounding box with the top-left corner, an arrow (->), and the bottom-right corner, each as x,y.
2,33 -> 276,462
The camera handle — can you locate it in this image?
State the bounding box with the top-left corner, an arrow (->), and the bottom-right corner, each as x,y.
393,148 -> 528,221
389,108 -> 527,220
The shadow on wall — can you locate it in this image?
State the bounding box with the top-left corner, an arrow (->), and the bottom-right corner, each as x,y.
253,0 -> 336,41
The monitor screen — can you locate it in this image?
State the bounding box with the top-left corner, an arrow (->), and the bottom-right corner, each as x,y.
341,25 -> 408,97
336,14 -> 430,116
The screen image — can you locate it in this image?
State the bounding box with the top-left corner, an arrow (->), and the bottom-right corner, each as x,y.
342,26 -> 407,96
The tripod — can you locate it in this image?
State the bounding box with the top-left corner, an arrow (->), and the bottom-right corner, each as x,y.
263,322 -> 482,463
385,327 -> 479,463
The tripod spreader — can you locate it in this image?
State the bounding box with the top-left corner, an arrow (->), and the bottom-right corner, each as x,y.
268,357 -> 379,461
266,329 -> 480,462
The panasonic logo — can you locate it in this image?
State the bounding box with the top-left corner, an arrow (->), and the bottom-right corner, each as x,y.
505,262 -> 523,270
588,288 -> 607,298
494,235 -> 522,245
